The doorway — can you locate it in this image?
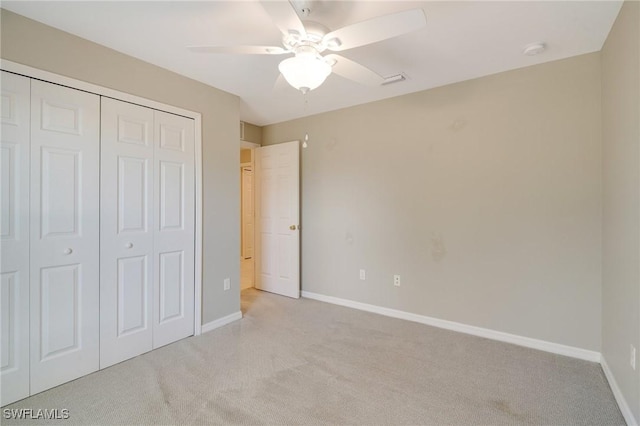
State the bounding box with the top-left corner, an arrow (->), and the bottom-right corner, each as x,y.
239,140 -> 301,298
240,144 -> 257,290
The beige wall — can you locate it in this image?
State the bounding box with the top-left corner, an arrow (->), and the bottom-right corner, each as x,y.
242,121 -> 262,144
602,0 -> 640,421
264,53 -> 603,351
0,9 -> 241,324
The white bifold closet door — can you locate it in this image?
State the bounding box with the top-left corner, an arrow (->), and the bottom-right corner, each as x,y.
1,71 -> 31,406
152,110 -> 195,349
29,80 -> 101,394
100,98 -> 195,368
100,98 -> 154,368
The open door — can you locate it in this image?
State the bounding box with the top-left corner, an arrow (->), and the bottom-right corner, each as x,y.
254,141 -> 300,299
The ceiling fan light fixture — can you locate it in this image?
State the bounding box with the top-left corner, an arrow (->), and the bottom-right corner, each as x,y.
278,49 -> 332,93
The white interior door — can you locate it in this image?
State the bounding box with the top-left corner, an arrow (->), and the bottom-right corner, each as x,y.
241,166 -> 254,259
152,110 -> 195,349
1,71 -> 31,406
255,141 -> 300,299
29,80 -> 100,394
100,98 -> 154,368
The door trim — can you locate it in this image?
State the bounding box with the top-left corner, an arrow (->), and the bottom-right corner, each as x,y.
1,59 -> 204,336
240,165 -> 254,261
240,141 -> 260,149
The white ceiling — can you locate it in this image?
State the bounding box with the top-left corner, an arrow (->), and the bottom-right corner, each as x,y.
3,1 -> 622,126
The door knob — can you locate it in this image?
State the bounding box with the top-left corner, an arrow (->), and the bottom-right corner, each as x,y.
289,225 -> 296,230
125,242 -> 133,249
64,248 -> 73,255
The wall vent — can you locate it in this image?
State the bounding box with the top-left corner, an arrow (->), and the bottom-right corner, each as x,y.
382,73 -> 407,85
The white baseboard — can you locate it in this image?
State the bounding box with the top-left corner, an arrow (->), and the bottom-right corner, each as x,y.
601,356 -> 638,426
201,311 -> 243,334
301,291 -> 601,363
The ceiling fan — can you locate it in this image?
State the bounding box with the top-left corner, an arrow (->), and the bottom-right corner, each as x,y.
188,1 -> 427,94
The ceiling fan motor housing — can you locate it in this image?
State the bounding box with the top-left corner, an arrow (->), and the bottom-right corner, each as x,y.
283,21 -> 331,52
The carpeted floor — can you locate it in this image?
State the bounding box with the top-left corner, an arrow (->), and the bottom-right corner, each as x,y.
4,288 -> 625,425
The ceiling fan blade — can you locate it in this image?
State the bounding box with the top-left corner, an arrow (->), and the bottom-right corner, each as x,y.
323,8 -> 426,52
187,45 -> 288,55
325,54 -> 384,86
260,0 -> 306,38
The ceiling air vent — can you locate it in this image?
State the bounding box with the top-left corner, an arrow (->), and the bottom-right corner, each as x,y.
382,73 -> 407,85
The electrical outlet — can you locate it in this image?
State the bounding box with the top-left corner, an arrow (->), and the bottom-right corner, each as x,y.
359,269 -> 366,280
224,278 -> 230,291
394,275 -> 401,287
632,345 -> 637,370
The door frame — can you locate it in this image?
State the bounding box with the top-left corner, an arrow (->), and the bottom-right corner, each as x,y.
1,59 -> 205,336
239,141 -> 259,291
241,141 -> 260,149
240,165 -> 254,260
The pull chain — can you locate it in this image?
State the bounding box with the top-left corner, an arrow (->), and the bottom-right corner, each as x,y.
303,93 -> 309,148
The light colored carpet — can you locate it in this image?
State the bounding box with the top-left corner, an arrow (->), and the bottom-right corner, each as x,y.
4,288 -> 624,425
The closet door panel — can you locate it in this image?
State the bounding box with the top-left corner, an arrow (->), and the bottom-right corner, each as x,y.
30,80 -> 100,394
153,111 -> 195,349
100,98 -> 154,368
0,71 -> 31,406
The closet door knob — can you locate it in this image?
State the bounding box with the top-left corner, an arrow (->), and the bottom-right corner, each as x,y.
125,242 -> 133,249
64,248 -> 73,255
